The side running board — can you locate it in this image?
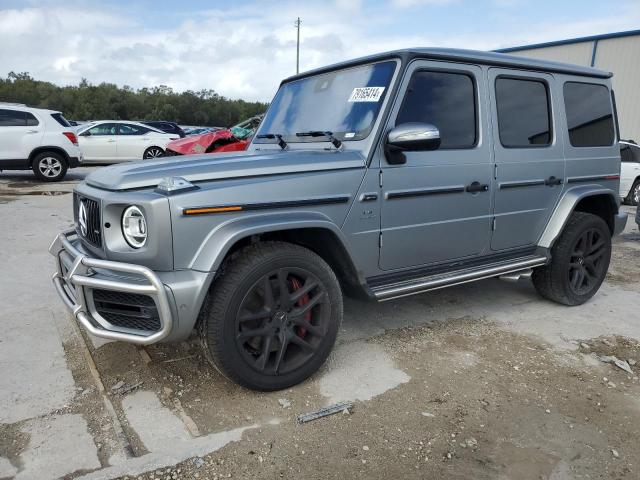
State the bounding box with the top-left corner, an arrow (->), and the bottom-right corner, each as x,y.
370,255 -> 548,301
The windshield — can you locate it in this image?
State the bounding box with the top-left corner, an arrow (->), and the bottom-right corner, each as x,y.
256,60 -> 396,144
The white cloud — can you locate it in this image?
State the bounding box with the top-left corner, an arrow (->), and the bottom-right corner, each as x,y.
390,0 -> 458,7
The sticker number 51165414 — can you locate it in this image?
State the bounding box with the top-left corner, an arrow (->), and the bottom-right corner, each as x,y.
348,87 -> 385,102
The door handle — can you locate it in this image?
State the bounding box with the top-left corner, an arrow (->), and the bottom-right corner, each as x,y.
26,130 -> 38,134
465,181 -> 489,193
545,176 -> 563,186
107,139 -> 116,143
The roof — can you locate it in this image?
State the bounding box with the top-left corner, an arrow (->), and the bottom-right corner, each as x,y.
495,29 -> 640,53
283,47 -> 611,84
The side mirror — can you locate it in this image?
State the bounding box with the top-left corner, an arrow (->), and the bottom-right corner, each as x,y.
385,122 -> 441,165
79,130 -> 91,137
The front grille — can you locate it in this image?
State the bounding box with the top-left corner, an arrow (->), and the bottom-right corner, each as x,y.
92,289 -> 161,332
75,194 -> 102,248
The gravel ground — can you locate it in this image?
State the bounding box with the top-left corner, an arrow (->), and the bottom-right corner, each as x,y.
1,168 -> 639,480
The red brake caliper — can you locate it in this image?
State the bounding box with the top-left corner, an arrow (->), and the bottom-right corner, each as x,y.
290,277 -> 310,338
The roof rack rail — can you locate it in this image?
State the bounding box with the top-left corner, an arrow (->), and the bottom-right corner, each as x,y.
0,102 -> 27,106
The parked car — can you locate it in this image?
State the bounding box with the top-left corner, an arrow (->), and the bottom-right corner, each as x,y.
77,121 -> 179,164
620,140 -> 640,205
50,48 -> 626,391
0,103 -> 82,181
142,121 -> 186,138
165,115 -> 262,156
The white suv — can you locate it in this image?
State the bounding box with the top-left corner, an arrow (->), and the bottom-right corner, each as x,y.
0,103 -> 83,182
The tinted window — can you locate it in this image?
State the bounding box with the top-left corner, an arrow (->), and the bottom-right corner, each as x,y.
25,112 -> 39,126
496,77 -> 551,147
396,71 -> 476,149
119,124 -> 149,135
621,143 -> 639,163
0,109 -> 27,126
87,123 -> 117,135
564,82 -> 614,147
51,113 -> 71,127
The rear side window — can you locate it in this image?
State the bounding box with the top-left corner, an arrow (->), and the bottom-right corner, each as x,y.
0,109 -> 39,126
25,112 -> 39,126
495,77 -> 551,148
396,70 -> 477,149
51,113 -> 71,127
564,82 -> 615,147
119,124 -> 149,135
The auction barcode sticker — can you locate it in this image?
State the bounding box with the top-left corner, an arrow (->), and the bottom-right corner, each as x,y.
348,87 -> 385,102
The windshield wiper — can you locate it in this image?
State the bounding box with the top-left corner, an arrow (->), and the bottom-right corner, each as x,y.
256,133 -> 288,150
295,131 -> 343,150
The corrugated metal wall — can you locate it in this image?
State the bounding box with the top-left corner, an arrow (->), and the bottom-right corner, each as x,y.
506,34 -> 640,142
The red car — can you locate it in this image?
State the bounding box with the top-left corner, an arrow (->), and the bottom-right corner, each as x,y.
164,115 -> 263,157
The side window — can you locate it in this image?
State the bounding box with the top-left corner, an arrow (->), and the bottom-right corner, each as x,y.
119,124 -> 148,135
25,112 -> 39,126
0,109 -> 27,126
495,77 -> 551,148
396,70 -> 476,149
87,123 -> 118,135
563,82 -> 615,147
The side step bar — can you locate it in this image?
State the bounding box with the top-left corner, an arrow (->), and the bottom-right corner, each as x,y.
371,255 -> 547,301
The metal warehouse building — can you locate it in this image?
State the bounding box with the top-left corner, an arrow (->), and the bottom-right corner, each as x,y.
496,30 -> 640,143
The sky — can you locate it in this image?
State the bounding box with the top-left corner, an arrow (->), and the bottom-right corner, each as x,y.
0,0 -> 638,102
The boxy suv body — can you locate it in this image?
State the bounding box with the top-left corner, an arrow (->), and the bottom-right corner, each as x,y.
50,49 -> 627,390
0,103 -> 83,181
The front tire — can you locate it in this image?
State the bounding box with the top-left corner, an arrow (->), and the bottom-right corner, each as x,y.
32,152 -> 67,182
143,146 -> 164,159
199,242 -> 343,391
532,212 -> 611,305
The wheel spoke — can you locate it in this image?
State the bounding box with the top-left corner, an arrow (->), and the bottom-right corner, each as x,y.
263,276 -> 276,310
290,291 -> 325,318
586,249 -> 605,265
277,269 -> 291,309
237,325 -> 272,341
254,335 -> 273,371
289,334 -> 316,352
588,238 -> 604,255
290,278 -> 318,304
570,268 -> 583,290
273,336 -> 289,374
238,308 -> 271,323
291,317 -> 326,337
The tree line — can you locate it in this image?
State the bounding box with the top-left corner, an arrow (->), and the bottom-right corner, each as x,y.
0,72 -> 268,127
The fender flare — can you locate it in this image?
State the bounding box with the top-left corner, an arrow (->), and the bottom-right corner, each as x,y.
538,185 -> 619,248
189,210 -> 357,273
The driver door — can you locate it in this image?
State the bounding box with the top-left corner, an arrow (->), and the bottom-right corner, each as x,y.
379,61 -> 494,270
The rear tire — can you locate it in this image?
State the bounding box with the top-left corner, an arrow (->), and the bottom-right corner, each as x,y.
199,242 -> 342,391
532,212 -> 611,306
625,179 -> 640,206
32,151 -> 67,182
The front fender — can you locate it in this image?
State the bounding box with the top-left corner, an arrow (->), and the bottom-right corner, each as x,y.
189,210 -> 353,272
538,185 -> 619,248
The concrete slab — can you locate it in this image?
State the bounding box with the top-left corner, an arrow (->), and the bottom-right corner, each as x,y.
0,456 -> 17,479
319,341 -> 410,404
76,391 -> 255,480
0,192 -> 77,423
16,414 -> 100,480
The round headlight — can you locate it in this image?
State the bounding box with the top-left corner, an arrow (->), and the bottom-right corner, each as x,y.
121,206 -> 147,248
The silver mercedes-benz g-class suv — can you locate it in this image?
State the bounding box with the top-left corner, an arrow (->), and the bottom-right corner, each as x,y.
50,48 -> 627,390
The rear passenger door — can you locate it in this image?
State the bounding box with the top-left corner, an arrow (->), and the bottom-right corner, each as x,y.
379,61 -> 494,270
489,70 -> 565,251
0,109 -> 42,163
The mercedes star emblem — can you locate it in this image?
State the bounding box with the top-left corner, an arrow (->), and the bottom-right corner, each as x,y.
78,201 -> 88,237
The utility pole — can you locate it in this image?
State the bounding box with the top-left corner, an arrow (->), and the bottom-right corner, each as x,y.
295,17 -> 301,74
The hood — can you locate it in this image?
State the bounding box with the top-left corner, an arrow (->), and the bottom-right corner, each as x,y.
85,149 -> 366,191
167,129 -> 233,154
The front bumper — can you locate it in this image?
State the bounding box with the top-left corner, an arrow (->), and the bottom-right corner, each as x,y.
49,228 -> 174,345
